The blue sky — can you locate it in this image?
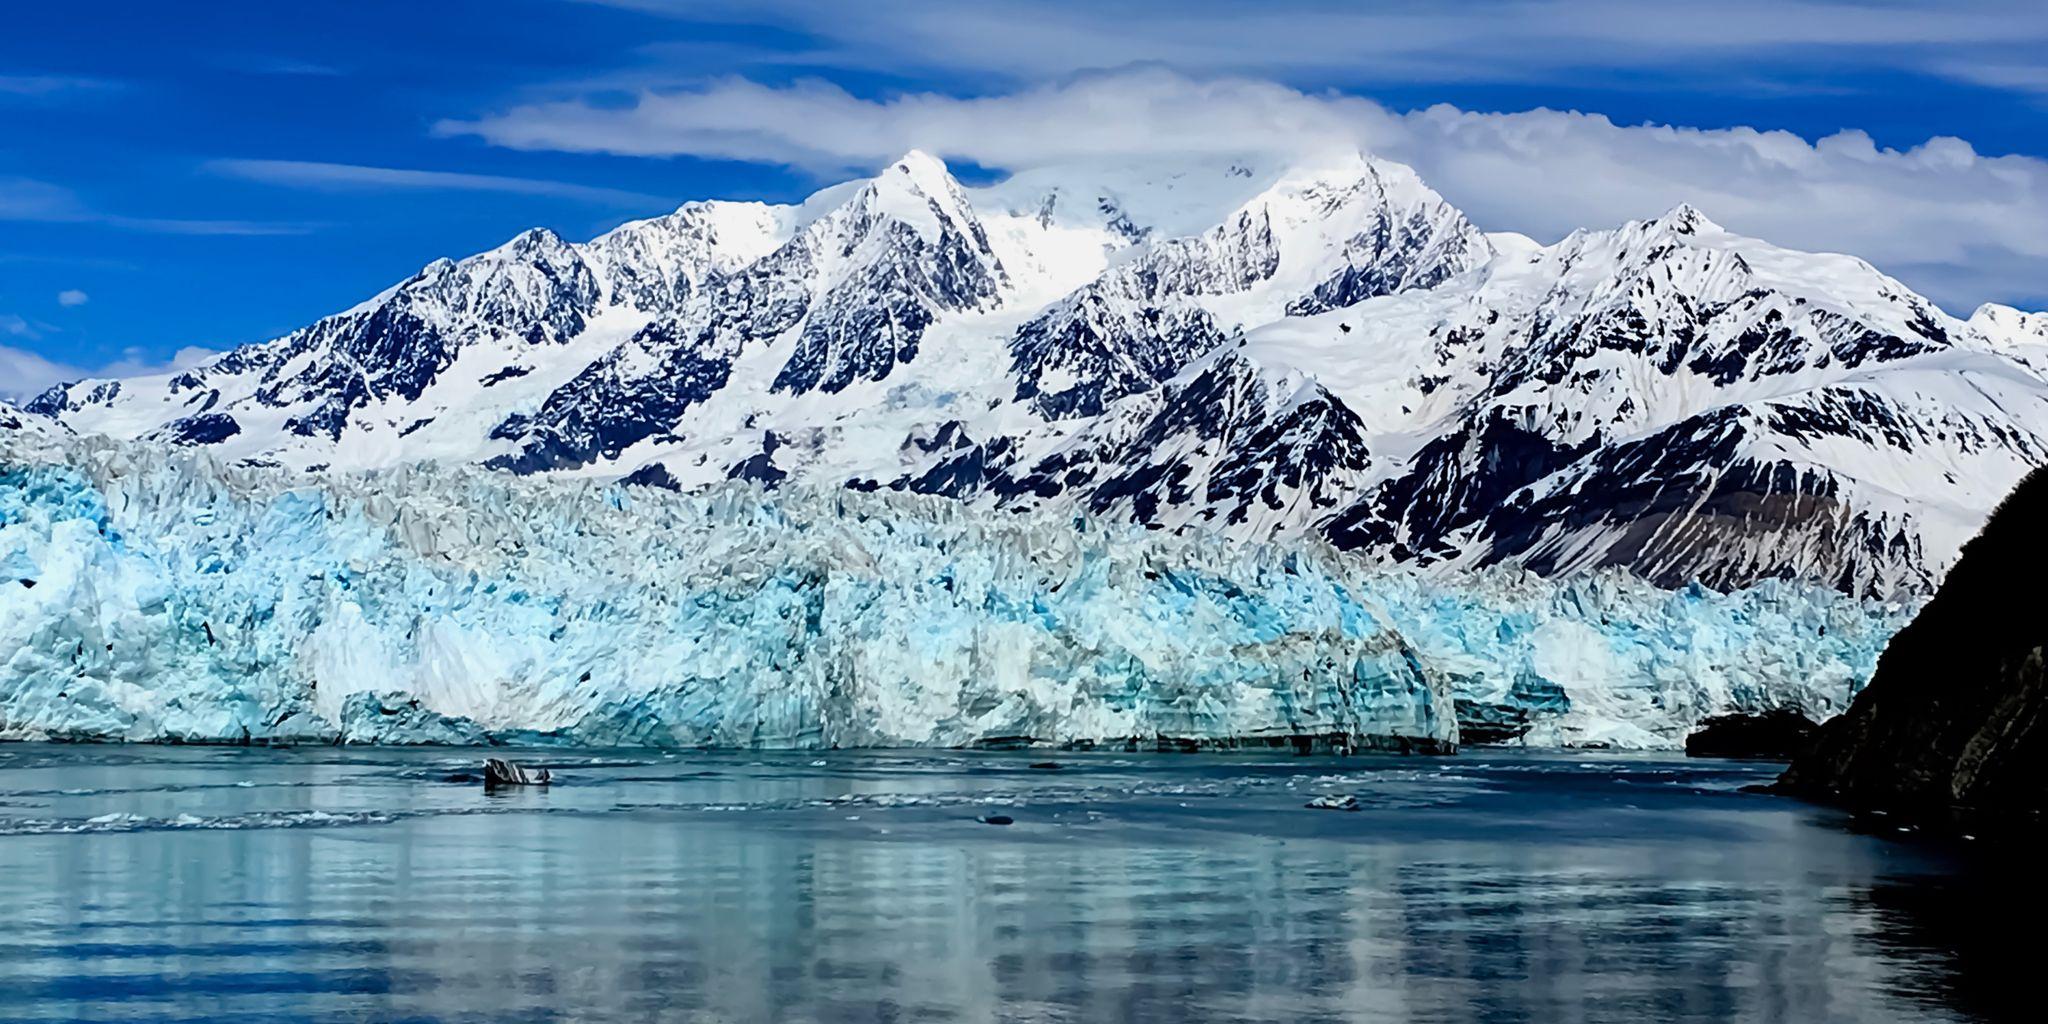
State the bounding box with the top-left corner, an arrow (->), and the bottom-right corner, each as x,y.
5,0 -> 2047,392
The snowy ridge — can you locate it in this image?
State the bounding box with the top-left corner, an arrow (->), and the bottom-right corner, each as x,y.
1288,206 -> 2048,595
1,423 -> 1907,749
27,151 -> 2048,596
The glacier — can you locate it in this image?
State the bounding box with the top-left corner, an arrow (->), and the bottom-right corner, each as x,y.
0,421 -> 1910,750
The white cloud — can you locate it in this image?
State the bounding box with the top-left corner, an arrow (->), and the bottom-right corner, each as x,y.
207,159 -> 668,207
56,289 -> 88,307
441,73 -> 1390,169
0,341 -> 218,402
99,345 -> 220,379
440,68 -> 2048,311
0,339 -> 71,401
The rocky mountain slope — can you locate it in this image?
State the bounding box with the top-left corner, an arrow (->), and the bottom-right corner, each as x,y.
1779,468 -> 2048,828
27,150 -> 2048,597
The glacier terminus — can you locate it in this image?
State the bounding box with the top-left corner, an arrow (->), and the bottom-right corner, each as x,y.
2,408 -> 1907,750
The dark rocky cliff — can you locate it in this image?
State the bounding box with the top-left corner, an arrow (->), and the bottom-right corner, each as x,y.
1777,469 -> 2048,831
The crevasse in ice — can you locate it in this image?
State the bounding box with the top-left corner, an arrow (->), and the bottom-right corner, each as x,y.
0,431 -> 1910,749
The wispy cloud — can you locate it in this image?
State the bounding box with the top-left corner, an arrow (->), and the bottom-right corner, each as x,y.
1,314 -> 46,340
442,68 -> 2048,312
0,252 -> 139,271
584,0 -> 2048,95
0,74 -> 120,98
234,57 -> 344,77
57,289 -> 88,308
1933,61 -> 2048,96
97,214 -> 316,236
207,159 -> 669,207
1,175 -> 317,236
0,177 -> 82,219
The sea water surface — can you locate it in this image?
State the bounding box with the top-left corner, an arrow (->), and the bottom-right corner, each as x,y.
0,746 -> 2023,1023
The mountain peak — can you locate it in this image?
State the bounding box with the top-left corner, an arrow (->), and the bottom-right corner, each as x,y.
1972,301 -> 2044,328
890,148 -> 948,173
877,149 -> 959,200
858,149 -> 979,246
472,226 -> 575,264
1653,203 -> 1719,236
872,149 -> 950,191
1970,302 -> 2048,348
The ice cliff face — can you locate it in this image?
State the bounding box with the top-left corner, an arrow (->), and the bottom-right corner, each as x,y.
1366,572 -> 1905,749
0,424 -> 1451,749
1,421 -> 1907,749
41,149 -> 2041,598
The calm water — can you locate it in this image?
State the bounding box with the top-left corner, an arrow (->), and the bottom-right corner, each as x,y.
0,746 -> 2024,1023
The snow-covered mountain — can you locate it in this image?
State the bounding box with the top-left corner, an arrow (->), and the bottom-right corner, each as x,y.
28,150 -> 2048,597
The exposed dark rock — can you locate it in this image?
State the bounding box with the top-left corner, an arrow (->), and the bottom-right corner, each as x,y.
1777,468 -> 2048,832
23,384 -> 75,417
727,443 -> 787,487
157,412 -> 242,446
771,169 -> 1007,395
1684,709 -> 1819,760
478,364 -> 533,387
1011,296 -> 1227,419
899,442 -> 991,497
486,321 -> 732,474
726,453 -> 784,485
1002,350 -> 1373,531
977,814 -> 1014,826
619,463 -> 681,491
1325,408 -> 1599,561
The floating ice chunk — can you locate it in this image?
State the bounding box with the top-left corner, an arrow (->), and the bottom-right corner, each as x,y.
484,758 -> 551,787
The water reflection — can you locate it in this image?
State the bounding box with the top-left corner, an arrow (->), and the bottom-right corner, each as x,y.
0,749 -> 2015,1023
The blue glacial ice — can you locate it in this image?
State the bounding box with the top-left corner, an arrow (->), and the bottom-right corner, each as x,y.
0,430 -> 1913,749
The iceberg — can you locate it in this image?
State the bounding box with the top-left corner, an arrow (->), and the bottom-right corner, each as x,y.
0,427 -> 1911,749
